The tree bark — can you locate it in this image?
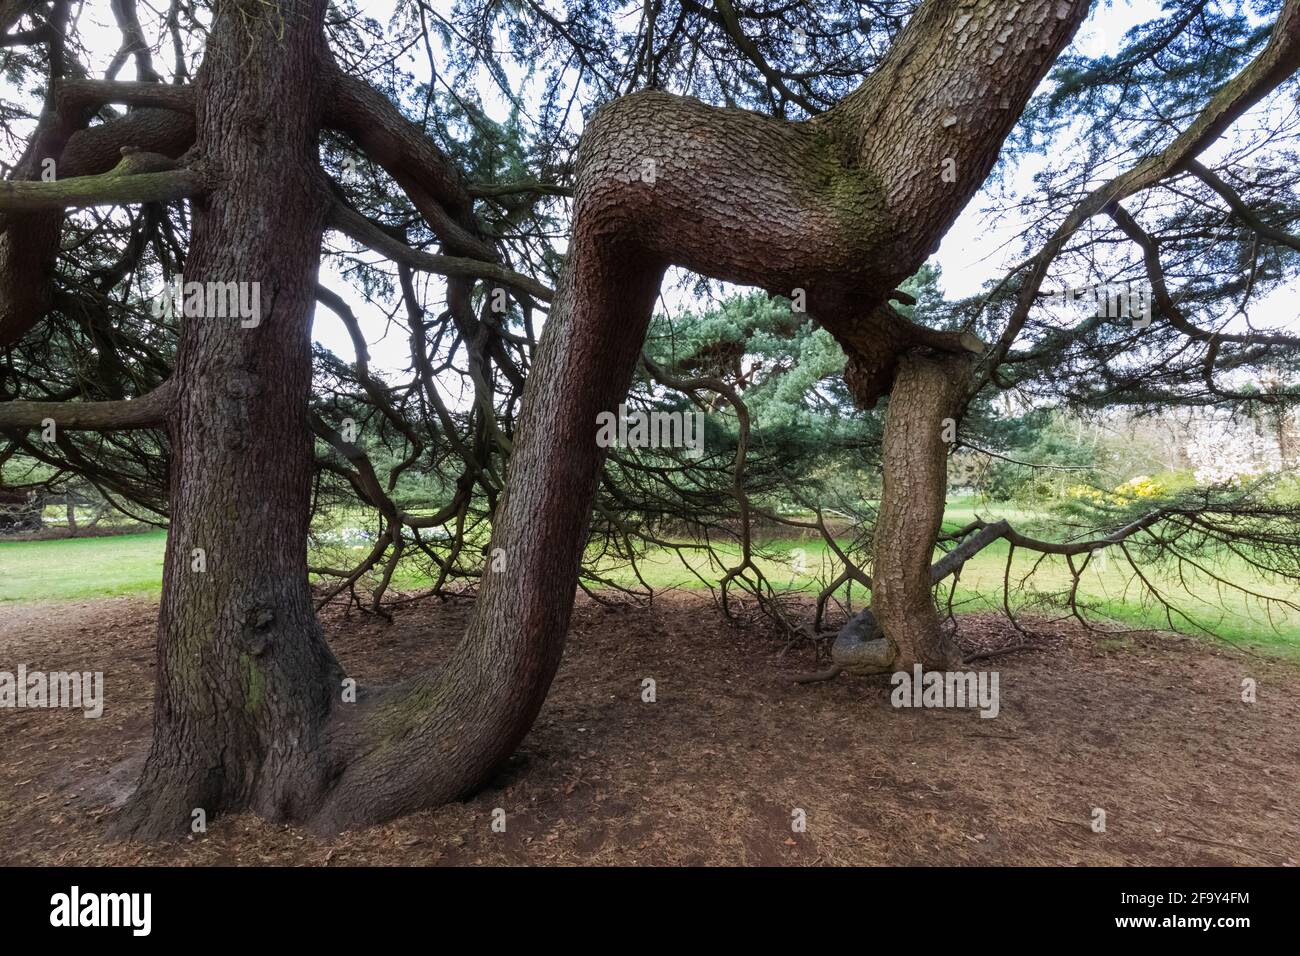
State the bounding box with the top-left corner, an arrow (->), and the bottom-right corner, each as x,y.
309,233 -> 666,832
867,351 -> 973,669
110,0 -> 342,838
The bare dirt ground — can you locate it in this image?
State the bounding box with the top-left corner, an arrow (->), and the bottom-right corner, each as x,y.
1,592 -> 1297,865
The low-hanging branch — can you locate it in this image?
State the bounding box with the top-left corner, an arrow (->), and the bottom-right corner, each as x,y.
957,442 -> 1095,471
796,505 -> 1213,683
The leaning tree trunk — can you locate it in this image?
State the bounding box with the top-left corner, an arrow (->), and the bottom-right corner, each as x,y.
110,0 -> 342,839
112,0 -> 1091,837
308,235 -> 667,832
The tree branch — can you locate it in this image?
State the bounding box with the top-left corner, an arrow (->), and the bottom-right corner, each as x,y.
323,66 -> 495,261
712,0 -> 820,115
982,0 -> 1300,382
1108,202 -> 1300,347
55,78 -> 195,113
0,152 -> 202,211
0,380 -> 176,430
468,179 -> 573,199
327,199 -> 553,302
1184,158 -> 1300,252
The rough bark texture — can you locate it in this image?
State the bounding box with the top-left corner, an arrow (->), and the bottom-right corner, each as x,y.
310,232 -> 666,832
836,0 -> 1092,262
866,352 -> 973,669
110,0 -> 341,838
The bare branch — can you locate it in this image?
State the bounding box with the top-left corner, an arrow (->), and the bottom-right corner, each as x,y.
1184,158 -> 1300,253
327,199 -> 553,302
0,380 -> 175,429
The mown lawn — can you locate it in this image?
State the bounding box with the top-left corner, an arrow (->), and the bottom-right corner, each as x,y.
2,502 -> 1296,658
586,535 -> 1299,656
0,530 -> 170,603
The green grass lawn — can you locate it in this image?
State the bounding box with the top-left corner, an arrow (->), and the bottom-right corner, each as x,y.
0,530 -> 170,603
3,504 -> 1297,658
583,535 -> 1299,653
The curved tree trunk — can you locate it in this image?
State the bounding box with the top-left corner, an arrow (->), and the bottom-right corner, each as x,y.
309,237 -> 667,832
112,0 -> 1091,837
305,0 -> 1089,829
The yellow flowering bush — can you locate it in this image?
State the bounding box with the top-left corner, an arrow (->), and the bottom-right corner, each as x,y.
1068,476 -> 1165,506
1113,475 -> 1164,499
1067,484 -> 1107,503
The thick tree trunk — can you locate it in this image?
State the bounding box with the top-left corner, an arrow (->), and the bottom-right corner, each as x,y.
110,0 -> 341,839
868,352 -> 973,669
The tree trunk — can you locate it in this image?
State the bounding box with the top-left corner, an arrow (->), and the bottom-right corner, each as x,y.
828,351 -> 974,674
110,0 -> 341,839
869,351 -> 973,669
307,1 -> 1087,825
